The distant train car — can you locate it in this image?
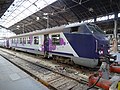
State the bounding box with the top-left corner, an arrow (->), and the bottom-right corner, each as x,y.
2,23 -> 109,68
106,33 -> 120,50
0,38 -> 9,48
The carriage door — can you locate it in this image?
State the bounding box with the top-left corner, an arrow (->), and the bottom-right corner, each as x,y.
6,39 -> 9,48
44,34 -> 49,57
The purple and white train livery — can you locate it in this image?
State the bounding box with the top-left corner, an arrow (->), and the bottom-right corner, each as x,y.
1,23 -> 109,68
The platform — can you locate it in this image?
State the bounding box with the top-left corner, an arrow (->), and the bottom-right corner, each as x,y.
0,55 -> 49,90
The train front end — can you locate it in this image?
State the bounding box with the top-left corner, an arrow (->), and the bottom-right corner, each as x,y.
87,23 -> 110,64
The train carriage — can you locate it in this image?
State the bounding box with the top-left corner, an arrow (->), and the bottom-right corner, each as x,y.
1,23 -> 109,68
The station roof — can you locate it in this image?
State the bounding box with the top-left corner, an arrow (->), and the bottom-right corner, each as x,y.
1,0 -> 120,34
0,0 -> 14,18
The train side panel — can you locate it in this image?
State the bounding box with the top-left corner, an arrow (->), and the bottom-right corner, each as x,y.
48,32 -> 98,68
48,32 -> 78,57
10,35 -> 44,55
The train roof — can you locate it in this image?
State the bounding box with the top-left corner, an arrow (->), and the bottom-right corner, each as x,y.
9,22 -> 87,38
65,22 -> 86,28
9,26 -> 64,38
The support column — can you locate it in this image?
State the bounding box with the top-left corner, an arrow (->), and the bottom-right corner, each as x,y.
22,24 -> 25,34
114,20 -> 117,39
47,15 -> 49,28
113,12 -> 118,52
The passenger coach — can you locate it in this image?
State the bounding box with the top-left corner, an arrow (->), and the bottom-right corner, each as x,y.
1,23 -> 109,68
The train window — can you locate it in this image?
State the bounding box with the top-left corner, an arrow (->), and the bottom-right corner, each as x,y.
34,36 -> 39,45
14,38 -> 17,44
13,39 -> 15,44
27,37 -> 30,44
23,38 -> 26,44
13,39 -> 15,43
17,38 -> 18,43
52,34 -> 60,45
20,38 -> 22,44
12,39 -> 13,43
15,39 -> 17,43
70,26 -> 79,33
88,24 -> 105,34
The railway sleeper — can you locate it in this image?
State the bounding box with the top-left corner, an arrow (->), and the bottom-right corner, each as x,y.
57,80 -> 78,90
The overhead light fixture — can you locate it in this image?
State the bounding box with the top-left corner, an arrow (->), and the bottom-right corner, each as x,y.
51,13 -> 54,15
36,17 -> 39,21
16,27 -> 19,29
104,31 -> 106,33
43,13 -> 48,16
43,16 -> 48,19
89,8 -> 94,12
17,25 -> 20,28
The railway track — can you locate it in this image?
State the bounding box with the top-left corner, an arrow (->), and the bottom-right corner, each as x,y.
0,48 -> 98,90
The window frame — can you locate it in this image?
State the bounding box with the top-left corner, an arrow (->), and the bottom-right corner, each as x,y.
20,38 -> 22,44
34,36 -> 39,45
70,26 -> 79,33
23,37 -> 26,44
52,34 -> 60,45
27,37 -> 30,44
